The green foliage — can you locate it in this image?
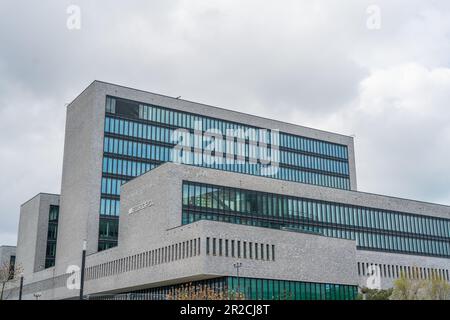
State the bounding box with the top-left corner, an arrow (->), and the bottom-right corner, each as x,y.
390,270 -> 450,300
358,268 -> 450,300
356,287 -> 393,300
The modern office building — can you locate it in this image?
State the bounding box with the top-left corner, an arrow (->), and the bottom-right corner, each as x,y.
2,81 -> 449,300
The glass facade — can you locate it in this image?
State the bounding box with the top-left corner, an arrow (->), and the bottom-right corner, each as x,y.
45,205 -> 59,268
182,182 -> 450,258
99,96 -> 351,250
93,276 -> 357,300
8,255 -> 15,280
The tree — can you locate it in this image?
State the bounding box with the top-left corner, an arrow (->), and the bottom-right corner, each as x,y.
0,261 -> 23,301
390,269 -> 450,300
424,272 -> 450,300
166,283 -> 245,300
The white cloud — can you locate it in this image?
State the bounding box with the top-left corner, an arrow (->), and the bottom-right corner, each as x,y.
338,63 -> 450,203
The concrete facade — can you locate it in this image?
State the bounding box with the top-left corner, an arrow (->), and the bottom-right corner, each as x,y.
16,193 -> 60,277
56,83 -> 106,273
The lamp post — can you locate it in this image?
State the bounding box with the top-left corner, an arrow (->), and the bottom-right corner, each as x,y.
79,240 -> 87,300
18,272 -> 24,300
233,262 -> 242,296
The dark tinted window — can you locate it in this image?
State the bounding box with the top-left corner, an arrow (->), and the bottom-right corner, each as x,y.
115,99 -> 139,119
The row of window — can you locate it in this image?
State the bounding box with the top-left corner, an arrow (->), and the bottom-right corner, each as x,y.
183,211 -> 320,234
87,238 -> 201,281
182,183 -> 450,238
105,116 -> 349,176
99,217 -> 119,239
104,137 -> 171,162
183,211 -> 450,257
273,166 -> 349,189
106,96 -> 349,160
356,232 -> 449,256
182,182 -> 450,258
94,276 -> 357,300
104,136 -> 350,190
357,262 -> 450,281
280,133 -> 348,160
226,277 -> 357,300
173,150 -> 350,189
205,237 -> 275,261
102,156 -> 157,178
280,150 -> 348,175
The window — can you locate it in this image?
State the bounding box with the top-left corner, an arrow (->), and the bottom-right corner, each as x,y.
181,181 -> 450,259
115,98 -> 139,119
231,240 -> 235,257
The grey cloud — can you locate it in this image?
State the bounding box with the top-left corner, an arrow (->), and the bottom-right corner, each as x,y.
1,0 -> 450,244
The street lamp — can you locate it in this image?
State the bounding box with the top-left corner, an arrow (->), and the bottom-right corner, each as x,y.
79,240 -> 87,300
233,262 -> 242,296
18,272 -> 24,300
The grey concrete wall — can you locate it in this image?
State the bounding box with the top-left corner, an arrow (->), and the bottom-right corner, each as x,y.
16,194 -> 59,277
16,196 -> 39,277
80,221 -> 356,297
56,81 -> 106,275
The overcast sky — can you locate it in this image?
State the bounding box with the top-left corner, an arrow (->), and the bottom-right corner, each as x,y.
1,0 -> 450,245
